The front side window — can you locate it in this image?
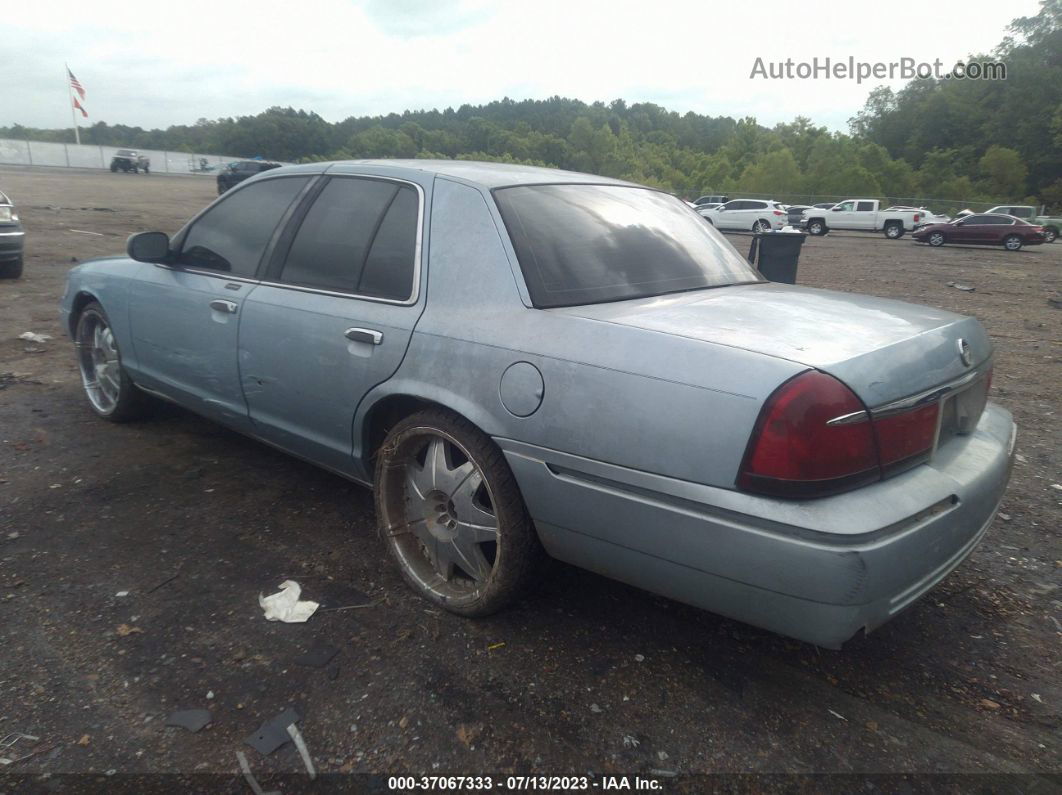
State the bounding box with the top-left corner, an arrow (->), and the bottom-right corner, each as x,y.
494,183 -> 762,308
179,176 -> 309,277
836,201 -> 855,211
279,177 -> 419,300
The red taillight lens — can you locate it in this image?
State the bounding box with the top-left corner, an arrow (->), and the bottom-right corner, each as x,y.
773,210 -> 784,216
873,403 -> 939,473
914,213 -> 921,223
738,371 -> 880,498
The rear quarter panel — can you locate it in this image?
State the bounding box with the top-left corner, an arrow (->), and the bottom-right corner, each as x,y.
356,177 -> 805,487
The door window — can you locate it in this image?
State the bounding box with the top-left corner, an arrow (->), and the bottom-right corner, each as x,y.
279,177 -> 420,301
179,176 -> 309,277
835,201 -> 855,211
856,201 -> 875,212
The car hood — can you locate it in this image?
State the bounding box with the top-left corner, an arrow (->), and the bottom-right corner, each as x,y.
552,282 -> 991,407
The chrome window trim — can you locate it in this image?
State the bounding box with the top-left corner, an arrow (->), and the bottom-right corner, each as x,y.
270,174 -> 425,307
870,359 -> 992,418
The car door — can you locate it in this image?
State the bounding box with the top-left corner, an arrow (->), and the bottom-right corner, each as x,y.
952,214 -> 991,244
237,174 -> 427,479
829,200 -> 857,228
853,200 -> 877,230
713,200 -> 741,229
128,175 -> 312,431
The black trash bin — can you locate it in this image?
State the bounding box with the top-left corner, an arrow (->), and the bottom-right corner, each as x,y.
747,230 -> 806,284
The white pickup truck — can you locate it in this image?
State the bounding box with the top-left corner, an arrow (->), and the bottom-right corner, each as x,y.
802,200 -> 923,239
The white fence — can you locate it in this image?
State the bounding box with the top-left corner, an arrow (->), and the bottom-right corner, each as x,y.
0,138 -> 254,176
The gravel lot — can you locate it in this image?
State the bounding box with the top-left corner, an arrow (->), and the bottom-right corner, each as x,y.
0,166 -> 1059,789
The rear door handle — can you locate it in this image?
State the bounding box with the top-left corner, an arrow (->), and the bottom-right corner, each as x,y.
344,327 -> 383,345
209,299 -> 238,314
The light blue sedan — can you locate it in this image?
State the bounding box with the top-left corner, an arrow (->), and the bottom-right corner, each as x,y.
60,161 -> 1016,648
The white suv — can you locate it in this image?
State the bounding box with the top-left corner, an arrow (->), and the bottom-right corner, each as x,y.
698,199 -> 787,232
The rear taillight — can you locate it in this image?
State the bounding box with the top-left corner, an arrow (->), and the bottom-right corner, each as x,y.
873,403 -> 939,473
738,372 -> 879,498
739,371 -> 951,499
914,213 -> 921,223
773,210 -> 784,216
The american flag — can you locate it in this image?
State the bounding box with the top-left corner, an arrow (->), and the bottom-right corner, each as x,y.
73,97 -> 88,118
68,68 -> 85,100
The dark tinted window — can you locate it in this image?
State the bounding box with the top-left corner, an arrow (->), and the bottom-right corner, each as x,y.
180,176 -> 308,277
856,201 -> 875,211
280,177 -> 419,300
966,215 -> 1009,225
494,184 -> 761,308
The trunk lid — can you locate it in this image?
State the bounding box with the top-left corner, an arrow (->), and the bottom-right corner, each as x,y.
553,282 -> 991,407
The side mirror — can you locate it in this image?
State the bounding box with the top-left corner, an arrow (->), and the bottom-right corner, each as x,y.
127,231 -> 171,263
955,219 -> 965,226
831,207 -> 842,212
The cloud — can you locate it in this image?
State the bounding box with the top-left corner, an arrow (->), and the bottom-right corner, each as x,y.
361,0 -> 494,37
0,0 -> 1043,132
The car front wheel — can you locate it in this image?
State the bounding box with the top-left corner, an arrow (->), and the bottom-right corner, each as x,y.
75,302 -> 149,421
0,255 -> 22,279
928,232 -> 945,247
374,407 -> 542,617
1003,234 -> 1023,251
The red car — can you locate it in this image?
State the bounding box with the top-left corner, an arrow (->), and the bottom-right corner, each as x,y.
913,213 -> 1046,251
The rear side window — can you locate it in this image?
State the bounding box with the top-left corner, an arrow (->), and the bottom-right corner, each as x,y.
856,201 -> 875,211
279,177 -> 419,300
494,183 -> 761,308
180,176 -> 309,277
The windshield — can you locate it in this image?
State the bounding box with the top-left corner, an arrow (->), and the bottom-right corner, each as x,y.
493,184 -> 762,308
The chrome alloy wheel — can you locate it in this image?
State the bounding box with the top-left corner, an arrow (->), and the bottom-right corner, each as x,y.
76,312 -> 122,414
384,431 -> 499,599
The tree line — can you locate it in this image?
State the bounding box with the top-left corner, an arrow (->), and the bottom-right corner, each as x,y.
3,1 -> 1058,211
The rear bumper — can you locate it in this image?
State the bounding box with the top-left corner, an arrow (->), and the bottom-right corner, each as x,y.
500,403 -> 1016,648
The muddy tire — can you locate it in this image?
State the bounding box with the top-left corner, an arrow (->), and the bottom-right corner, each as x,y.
0,256 -> 23,279
374,407 -> 543,617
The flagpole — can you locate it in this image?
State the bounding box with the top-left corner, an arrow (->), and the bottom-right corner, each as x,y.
66,63 -> 80,145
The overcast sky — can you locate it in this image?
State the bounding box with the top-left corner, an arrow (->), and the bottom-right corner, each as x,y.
1,0 -> 1041,133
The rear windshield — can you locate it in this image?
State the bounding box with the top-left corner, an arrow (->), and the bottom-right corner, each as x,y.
493,184 -> 761,308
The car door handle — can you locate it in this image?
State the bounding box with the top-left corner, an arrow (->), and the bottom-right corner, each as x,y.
209,299 -> 238,314
344,327 -> 383,345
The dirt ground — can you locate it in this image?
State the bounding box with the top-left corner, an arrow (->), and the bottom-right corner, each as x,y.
0,166 -> 1059,790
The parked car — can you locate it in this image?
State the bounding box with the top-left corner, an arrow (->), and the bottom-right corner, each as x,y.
912,213 -> 1046,251
110,149 -> 150,174
810,203 -> 836,210
60,160 -> 1015,649
785,204 -> 812,226
0,190 -> 24,279
698,199 -> 787,232
884,206 -> 950,227
694,194 -> 729,206
983,206 -> 1060,243
802,200 -> 922,239
217,160 -> 282,194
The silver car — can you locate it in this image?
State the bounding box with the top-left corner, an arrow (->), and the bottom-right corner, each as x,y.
60,161 -> 1016,648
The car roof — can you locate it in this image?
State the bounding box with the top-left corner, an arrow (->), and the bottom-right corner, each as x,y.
268,159 -> 640,189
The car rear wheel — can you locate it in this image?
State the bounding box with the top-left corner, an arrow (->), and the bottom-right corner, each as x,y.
807,220 -> 826,236
75,302 -> 149,422
884,223 -> 903,239
374,407 -> 542,617
1003,234 -> 1023,251
928,232 -> 945,247
753,220 -> 772,233
0,255 -> 22,279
